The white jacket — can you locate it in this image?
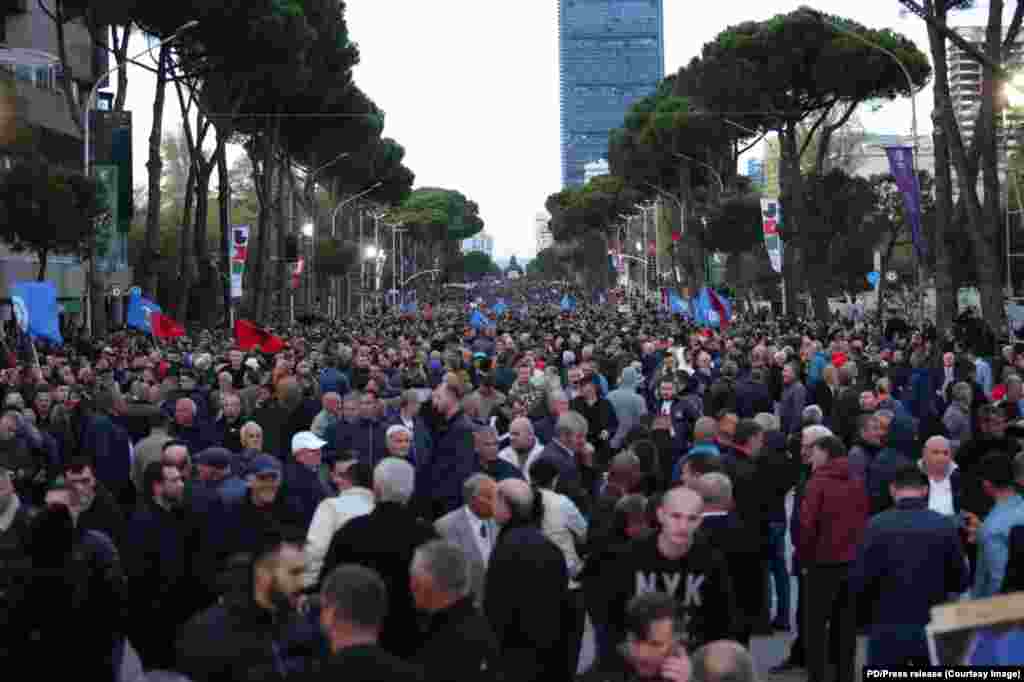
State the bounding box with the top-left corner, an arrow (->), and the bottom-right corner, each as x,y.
303,487 -> 375,587
539,488 -> 588,583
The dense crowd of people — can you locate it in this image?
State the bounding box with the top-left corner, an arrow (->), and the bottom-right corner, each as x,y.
1,286 -> 1023,681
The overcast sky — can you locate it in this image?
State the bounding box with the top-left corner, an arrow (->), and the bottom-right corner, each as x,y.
114,1 -> 1004,261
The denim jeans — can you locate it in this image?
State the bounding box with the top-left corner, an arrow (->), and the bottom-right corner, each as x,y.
766,521 -> 791,624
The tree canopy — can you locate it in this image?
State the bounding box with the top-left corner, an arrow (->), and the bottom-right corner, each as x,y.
0,160 -> 109,280
388,188 -> 484,243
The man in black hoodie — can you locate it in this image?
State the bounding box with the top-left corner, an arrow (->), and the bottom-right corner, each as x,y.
594,485 -> 735,653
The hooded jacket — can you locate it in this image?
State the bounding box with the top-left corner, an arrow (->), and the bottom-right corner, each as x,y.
606,367 -> 648,449
799,457 -> 869,565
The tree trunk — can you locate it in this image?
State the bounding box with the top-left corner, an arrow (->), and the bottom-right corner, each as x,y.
778,124 -> 804,316
112,25 -> 132,112
217,138 -> 232,331
176,161 -> 196,322
927,0 -> 956,337
979,0 -> 1008,340
277,164 -> 290,324
141,45 -> 170,300
191,160 -> 214,326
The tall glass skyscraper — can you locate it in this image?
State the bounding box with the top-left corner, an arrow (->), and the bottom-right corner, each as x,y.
558,0 -> 665,187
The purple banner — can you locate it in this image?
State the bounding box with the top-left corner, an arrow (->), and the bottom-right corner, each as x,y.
884,146 -> 926,262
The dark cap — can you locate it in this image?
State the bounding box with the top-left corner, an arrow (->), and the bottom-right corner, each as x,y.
195,447 -> 233,469
246,453 -> 282,476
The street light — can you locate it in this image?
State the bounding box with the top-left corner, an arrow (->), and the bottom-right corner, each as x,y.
301,222 -> 314,238
83,19 -> 198,335
331,181 -> 383,237
365,245 -> 379,259
674,152 -> 725,195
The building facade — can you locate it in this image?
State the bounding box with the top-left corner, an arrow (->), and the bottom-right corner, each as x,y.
559,0 -> 665,187
948,25 -> 1024,148
462,232 -> 495,259
535,211 -> 553,253
0,3 -> 111,319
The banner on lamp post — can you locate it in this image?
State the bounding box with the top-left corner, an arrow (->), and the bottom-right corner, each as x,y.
229,225 -> 250,299
884,146 -> 927,262
760,198 -> 783,274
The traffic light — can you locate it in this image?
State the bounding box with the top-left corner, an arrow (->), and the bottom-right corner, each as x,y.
285,235 -> 298,260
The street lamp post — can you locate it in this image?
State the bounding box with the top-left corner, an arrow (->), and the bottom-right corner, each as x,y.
83,20 -> 198,335
329,181 -> 382,316
674,152 -> 725,195
807,9 -> 924,322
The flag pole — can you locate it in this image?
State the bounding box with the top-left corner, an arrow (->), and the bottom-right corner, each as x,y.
28,335 -> 40,370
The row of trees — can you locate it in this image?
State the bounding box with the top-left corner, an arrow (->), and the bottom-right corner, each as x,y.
539,2 -> 1019,333
0,1 -> 485,329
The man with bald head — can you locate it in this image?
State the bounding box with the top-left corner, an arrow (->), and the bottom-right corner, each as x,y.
498,416 -> 544,475
690,640 -> 757,682
171,397 -> 217,453
921,436 -> 961,517
594,485 -> 736,656
485,477 -> 570,679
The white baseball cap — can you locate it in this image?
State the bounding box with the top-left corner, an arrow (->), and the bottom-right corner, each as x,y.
292,431 -> 327,452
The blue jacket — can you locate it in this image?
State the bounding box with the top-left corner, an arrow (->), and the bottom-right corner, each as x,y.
850,496 -> 968,627
319,367 -> 349,397
81,414 -> 133,503
123,500 -> 192,623
867,414 -> 917,515
421,412 -> 477,518
346,418 -> 389,470
282,460 -> 331,529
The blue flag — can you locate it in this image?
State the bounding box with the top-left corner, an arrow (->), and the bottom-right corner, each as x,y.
669,291 -> 688,316
560,294 -> 575,312
127,291 -> 162,334
469,309 -> 486,329
884,146 -> 927,262
10,281 -> 62,344
493,299 -> 507,316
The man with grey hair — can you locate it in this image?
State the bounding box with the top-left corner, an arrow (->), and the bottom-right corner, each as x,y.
474,425 -> 523,482
316,564 -> 422,680
319,457 -> 437,657
499,416 -> 544,474
772,424 -> 834,673
691,640 -> 758,682
689,472 -> 762,646
535,389 -> 571,445
410,540 -> 500,679
486,478 -> 570,679
536,410 -> 595,510
435,473 -> 498,606
802,404 -> 824,426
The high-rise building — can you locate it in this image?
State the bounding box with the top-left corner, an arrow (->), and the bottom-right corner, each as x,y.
462,232 -> 495,259
535,212 -> 553,253
559,0 -> 665,187
948,25 -> 1024,147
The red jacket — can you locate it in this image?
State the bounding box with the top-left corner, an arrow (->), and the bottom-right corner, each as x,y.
798,457 -> 869,565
